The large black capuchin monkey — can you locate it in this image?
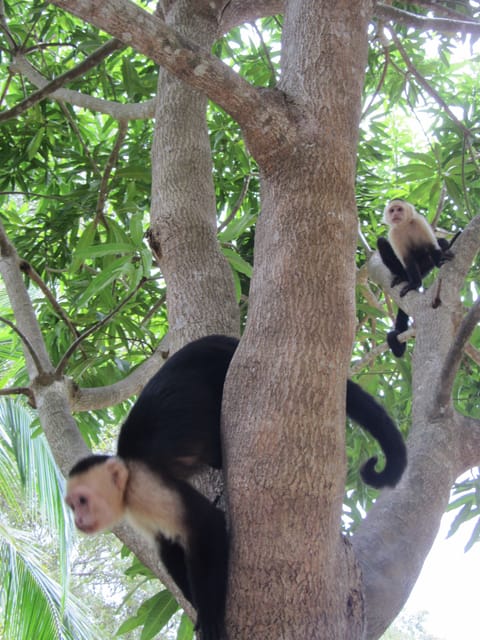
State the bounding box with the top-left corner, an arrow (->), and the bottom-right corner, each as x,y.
65,335 -> 407,640
378,199 -> 458,357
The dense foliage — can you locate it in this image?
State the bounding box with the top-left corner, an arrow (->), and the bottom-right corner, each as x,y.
0,1 -> 479,637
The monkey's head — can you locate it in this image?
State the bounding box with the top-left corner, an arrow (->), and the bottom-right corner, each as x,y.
65,455 -> 129,534
383,199 -> 415,226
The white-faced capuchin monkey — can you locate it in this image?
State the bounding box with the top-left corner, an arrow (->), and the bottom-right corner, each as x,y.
377,199 -> 457,357
65,335 -> 407,640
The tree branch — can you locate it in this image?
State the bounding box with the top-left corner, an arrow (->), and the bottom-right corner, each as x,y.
9,55 -> 155,119
375,3 -> 480,36
47,0 -> 295,153
458,414 -> 480,471
465,343 -> 480,367
70,336 -> 169,412
95,120 -> 129,226
0,38 -> 124,122
0,315 -> 47,375
217,174 -> 251,233
440,214 -> 480,296
406,0 -> 477,22
386,27 -> 475,140
19,260 -> 80,340
435,298 -> 480,412
219,0 -> 284,34
0,221 -> 53,378
0,386 -> 35,403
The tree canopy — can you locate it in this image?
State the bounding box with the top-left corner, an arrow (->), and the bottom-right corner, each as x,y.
0,1 -> 479,639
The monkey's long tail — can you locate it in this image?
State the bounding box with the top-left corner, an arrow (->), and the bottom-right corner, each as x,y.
346,380 -> 407,489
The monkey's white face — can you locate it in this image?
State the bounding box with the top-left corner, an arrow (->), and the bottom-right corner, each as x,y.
384,200 -> 412,226
65,459 -> 129,534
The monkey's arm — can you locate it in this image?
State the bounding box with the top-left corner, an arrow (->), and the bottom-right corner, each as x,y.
377,237 -> 407,286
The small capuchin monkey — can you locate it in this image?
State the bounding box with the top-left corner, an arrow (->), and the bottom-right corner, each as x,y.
67,335 -> 235,640
377,199 -> 456,357
66,335 -> 407,640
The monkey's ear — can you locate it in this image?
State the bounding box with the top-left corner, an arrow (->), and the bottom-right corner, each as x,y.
105,457 -> 129,492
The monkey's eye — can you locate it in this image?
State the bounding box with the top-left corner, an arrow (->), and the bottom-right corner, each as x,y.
79,495 -> 88,506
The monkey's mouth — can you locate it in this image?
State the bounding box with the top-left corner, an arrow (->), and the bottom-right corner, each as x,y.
77,522 -> 98,534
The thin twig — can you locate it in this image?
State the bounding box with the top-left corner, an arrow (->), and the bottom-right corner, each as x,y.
406,0 -> 477,22
375,3 -> 480,36
0,38 -> 124,122
95,120 -> 129,227
436,299 -> 480,411
361,45 -> 389,120
55,277 -> 146,375
251,21 -> 277,85
19,260 -> 80,339
387,27 -> 474,140
58,100 -> 101,176
217,174 -> 252,233
0,315 -> 46,375
0,386 -> 35,404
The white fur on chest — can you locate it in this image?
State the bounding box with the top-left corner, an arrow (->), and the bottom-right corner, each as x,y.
124,463 -> 187,545
389,218 -> 438,263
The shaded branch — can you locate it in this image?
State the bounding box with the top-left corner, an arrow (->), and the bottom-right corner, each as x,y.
70,335 -> 169,411
361,45 -> 389,120
0,38 -> 124,122
435,298 -> 480,412
375,3 -> 480,36
350,342 -> 388,376
58,100 -> 101,175
19,260 -> 80,340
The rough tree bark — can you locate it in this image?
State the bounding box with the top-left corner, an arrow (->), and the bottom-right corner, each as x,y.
223,2 -> 371,637
2,1 -> 479,639
359,215 -> 480,637
148,1 -> 239,351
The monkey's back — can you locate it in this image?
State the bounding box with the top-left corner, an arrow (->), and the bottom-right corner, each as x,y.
117,335 -> 238,477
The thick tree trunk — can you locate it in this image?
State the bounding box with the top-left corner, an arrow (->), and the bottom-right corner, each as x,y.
149,1 -> 239,351
223,2 -> 372,637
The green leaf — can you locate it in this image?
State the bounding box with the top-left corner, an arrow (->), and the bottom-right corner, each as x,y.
75,256 -> 130,306
26,128 -> 44,160
218,213 -> 256,242
71,222 -> 98,272
176,613 -> 194,640
74,242 -> 136,260
140,590 -> 179,640
222,247 -> 253,277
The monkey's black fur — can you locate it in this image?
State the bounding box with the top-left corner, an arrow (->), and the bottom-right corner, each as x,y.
70,334 -> 406,639
377,234 -> 459,357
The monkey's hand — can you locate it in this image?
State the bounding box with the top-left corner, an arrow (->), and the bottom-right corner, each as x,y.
391,275 -> 406,287
399,282 -> 417,297
438,250 -> 454,266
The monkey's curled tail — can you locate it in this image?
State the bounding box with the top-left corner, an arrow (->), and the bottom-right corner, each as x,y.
346,380 -> 407,488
